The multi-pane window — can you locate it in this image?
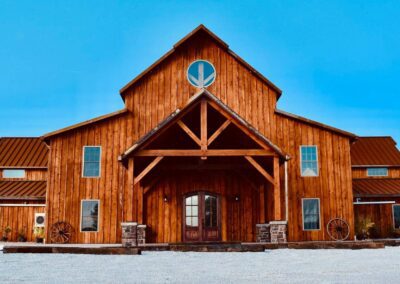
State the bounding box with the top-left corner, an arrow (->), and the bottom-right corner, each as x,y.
367,168 -> 388,177
185,195 -> 199,227
81,200 -> 99,232
83,146 -> 101,177
300,146 -> 319,177
393,205 -> 400,229
302,198 -> 320,230
2,169 -> 25,178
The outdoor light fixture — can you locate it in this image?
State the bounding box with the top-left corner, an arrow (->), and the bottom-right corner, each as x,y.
163,196 -> 169,202
235,195 -> 240,202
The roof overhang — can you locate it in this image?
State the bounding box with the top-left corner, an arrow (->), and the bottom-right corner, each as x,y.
120,89 -> 290,161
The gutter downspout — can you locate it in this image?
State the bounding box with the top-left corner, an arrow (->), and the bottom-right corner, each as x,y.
284,160 -> 289,222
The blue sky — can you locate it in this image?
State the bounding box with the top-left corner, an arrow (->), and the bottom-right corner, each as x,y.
1,0 -> 399,144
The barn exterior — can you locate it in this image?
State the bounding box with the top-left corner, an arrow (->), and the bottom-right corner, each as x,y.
352,137 -> 400,238
0,138 -> 47,242
36,25 -> 360,244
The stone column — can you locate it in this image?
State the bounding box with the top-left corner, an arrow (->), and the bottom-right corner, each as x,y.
269,221 -> 287,243
137,225 -> 147,245
256,224 -> 271,243
121,222 -> 137,247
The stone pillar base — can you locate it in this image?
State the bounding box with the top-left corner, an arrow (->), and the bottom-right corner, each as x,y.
269,221 -> 288,243
137,225 -> 147,245
121,222 -> 137,247
256,224 -> 271,243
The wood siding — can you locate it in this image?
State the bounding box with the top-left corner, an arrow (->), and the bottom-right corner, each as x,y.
352,167 -> 400,178
0,201 -> 45,242
45,31 -> 355,243
144,171 -> 272,243
354,197 -> 400,238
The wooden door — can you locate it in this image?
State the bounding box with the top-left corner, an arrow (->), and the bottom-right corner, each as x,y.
183,192 -> 220,242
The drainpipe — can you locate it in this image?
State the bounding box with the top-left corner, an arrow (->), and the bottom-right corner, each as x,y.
284,160 -> 289,222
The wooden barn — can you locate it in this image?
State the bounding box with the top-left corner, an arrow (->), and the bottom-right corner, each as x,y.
352,137 -> 400,238
0,138 -> 47,242
38,25 -> 359,244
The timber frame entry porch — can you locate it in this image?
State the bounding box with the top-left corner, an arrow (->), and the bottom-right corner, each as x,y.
120,89 -> 290,243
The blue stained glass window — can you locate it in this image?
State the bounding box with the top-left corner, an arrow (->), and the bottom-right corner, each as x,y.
300,146 -> 318,176
303,199 -> 320,230
187,60 -> 216,88
83,146 -> 101,177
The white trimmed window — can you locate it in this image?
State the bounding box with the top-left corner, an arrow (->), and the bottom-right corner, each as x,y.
367,168 -> 388,177
2,169 -> 26,178
393,205 -> 400,229
300,146 -> 319,177
81,200 -> 99,232
82,146 -> 101,177
302,198 -> 320,230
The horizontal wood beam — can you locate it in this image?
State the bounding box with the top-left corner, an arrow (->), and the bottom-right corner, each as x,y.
135,149 -> 275,157
177,120 -> 201,147
244,156 -> 275,186
208,119 -> 231,146
134,156 -> 164,185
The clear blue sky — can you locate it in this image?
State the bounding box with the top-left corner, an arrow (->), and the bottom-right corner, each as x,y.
1,0 -> 399,144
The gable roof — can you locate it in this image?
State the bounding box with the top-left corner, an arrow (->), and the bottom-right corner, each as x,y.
353,178 -> 400,197
120,89 -> 289,160
0,180 -> 46,200
0,138 -> 48,168
351,137 -> 400,167
119,25 -> 282,99
42,108 -> 129,139
275,109 -> 357,139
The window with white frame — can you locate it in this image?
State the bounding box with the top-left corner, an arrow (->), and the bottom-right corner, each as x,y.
82,146 -> 101,177
302,198 -> 320,230
2,169 -> 26,178
81,200 -> 99,232
393,205 -> 400,229
367,168 -> 388,177
300,146 -> 319,176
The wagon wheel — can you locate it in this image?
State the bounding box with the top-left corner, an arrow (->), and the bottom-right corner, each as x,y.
50,222 -> 74,244
327,218 -> 350,241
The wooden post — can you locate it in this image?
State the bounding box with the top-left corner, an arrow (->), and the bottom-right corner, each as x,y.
273,156 -> 281,221
200,100 -> 207,159
259,184 -> 265,223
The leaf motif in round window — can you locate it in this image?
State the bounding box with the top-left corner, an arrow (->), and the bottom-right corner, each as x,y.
187,60 -> 216,88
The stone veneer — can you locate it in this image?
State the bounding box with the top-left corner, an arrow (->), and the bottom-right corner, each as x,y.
137,225 -> 147,245
121,222 -> 147,247
269,221 -> 288,243
256,221 -> 287,243
256,224 -> 271,243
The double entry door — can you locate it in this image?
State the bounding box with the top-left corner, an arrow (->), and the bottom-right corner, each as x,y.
183,192 -> 220,242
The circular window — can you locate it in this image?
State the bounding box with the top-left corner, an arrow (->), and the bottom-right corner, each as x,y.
187,60 -> 216,88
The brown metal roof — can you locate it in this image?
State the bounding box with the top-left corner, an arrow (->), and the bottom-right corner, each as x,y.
353,178 -> 400,197
351,137 -> 400,166
0,138 -> 48,168
119,24 -> 282,99
0,180 -> 46,200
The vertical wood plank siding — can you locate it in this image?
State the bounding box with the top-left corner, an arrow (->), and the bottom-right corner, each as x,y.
46,34 -> 354,243
0,201 -> 45,242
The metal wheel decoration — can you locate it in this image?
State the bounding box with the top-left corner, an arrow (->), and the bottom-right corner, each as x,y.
327,218 -> 350,241
50,221 -> 74,244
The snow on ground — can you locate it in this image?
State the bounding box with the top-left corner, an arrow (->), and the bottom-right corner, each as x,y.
1,248 -> 400,283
